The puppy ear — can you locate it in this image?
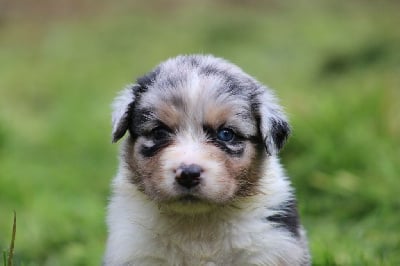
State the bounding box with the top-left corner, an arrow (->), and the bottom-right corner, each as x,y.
111,84 -> 137,143
255,88 -> 291,155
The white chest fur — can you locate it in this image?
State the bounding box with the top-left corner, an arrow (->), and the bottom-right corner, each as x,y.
104,170 -> 307,266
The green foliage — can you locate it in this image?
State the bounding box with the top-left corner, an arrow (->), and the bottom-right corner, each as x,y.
2,212 -> 16,266
0,1 -> 399,265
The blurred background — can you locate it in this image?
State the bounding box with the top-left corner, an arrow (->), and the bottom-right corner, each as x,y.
0,0 -> 399,265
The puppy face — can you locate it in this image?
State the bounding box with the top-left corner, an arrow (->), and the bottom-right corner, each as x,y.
112,55 -> 290,213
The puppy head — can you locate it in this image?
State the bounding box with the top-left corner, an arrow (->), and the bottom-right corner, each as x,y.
112,55 -> 290,213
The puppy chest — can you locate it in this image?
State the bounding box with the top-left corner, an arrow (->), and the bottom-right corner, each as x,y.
153,233 -> 243,265
146,219 -> 272,265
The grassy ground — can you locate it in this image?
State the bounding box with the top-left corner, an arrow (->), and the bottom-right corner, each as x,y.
1,1 -> 399,265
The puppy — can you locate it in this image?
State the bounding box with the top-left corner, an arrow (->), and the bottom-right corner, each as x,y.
104,55 -> 310,265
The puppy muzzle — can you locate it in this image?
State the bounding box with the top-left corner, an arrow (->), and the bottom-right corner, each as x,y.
175,163 -> 203,189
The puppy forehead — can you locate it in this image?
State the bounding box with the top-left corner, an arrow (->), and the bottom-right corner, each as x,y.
137,62 -> 256,133
139,54 -> 259,100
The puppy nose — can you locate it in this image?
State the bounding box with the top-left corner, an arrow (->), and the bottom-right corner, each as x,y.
175,164 -> 202,189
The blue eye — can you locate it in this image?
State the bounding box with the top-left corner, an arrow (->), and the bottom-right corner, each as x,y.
217,128 -> 235,142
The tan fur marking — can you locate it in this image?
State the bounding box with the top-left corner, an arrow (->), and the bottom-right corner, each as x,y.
203,102 -> 235,128
155,101 -> 183,130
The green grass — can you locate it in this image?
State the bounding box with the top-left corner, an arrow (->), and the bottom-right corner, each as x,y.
1,1 -> 399,265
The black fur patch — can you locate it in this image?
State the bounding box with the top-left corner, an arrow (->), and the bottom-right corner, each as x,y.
270,118 -> 291,151
137,68 -> 160,89
140,140 -> 172,158
112,108 -> 132,142
266,200 -> 300,238
129,108 -> 154,138
112,85 -> 143,143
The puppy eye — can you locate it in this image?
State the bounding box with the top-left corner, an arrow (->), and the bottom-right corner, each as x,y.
217,128 -> 235,142
149,127 -> 170,141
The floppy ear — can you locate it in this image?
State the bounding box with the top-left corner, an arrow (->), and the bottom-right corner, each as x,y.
255,88 -> 291,155
111,84 -> 137,143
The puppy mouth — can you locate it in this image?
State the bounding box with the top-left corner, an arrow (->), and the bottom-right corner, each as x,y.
163,194 -> 216,214
167,193 -> 211,206
178,195 -> 202,203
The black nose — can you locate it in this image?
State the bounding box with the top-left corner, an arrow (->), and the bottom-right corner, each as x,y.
175,164 -> 202,189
